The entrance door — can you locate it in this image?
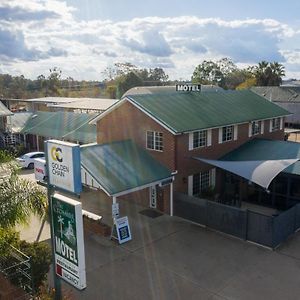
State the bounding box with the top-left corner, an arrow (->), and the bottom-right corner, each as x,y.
149,186 -> 157,208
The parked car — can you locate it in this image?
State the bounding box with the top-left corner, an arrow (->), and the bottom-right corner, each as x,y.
16,152 -> 45,169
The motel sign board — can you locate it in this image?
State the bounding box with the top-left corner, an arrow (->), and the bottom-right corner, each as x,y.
52,193 -> 86,290
46,140 -> 82,194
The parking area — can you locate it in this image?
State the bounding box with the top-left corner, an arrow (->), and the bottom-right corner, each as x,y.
18,170 -> 300,300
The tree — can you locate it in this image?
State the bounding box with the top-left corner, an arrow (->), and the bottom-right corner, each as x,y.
116,71 -> 144,98
254,61 -> 285,86
0,151 -> 47,228
46,67 -> 62,96
192,60 -> 224,86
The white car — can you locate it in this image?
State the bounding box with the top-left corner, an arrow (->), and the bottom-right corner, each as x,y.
16,152 -> 45,169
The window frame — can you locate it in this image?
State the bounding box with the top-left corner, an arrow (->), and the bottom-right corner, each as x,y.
271,118 -> 280,132
251,121 -> 261,136
146,130 -> 163,152
192,130 -> 207,149
192,170 -> 211,196
222,125 -> 234,142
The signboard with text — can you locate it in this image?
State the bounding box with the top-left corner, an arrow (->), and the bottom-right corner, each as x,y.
46,140 -> 82,194
52,193 -> 86,290
115,216 -> 132,244
176,84 -> 201,92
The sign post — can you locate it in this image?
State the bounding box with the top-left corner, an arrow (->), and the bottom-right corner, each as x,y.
45,140 -> 85,299
52,193 -> 86,289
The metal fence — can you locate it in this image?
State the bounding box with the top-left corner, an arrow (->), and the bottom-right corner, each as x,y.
174,192 -> 300,248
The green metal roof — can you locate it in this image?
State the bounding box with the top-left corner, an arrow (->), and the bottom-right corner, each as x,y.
8,112 -> 32,133
80,140 -> 172,196
17,111 -> 97,143
127,90 -> 290,133
0,101 -> 13,117
63,121 -> 97,144
221,138 -> 300,176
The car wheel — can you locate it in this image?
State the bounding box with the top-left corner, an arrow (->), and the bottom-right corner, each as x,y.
28,163 -> 34,169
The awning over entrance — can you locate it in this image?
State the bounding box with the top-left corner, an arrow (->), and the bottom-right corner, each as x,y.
194,157 -> 299,190
80,140 -> 173,196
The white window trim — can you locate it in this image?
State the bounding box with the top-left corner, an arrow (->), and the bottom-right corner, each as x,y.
146,130 -> 163,152
188,129 -> 211,150
270,117 -> 281,132
261,121 -> 264,134
188,169 -> 215,196
219,125 -> 235,143
249,121 -> 261,137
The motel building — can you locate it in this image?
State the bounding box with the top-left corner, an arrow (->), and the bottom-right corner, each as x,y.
55,84 -> 300,248
78,86 -> 298,211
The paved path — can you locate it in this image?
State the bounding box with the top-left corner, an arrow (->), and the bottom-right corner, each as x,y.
18,170 -> 300,300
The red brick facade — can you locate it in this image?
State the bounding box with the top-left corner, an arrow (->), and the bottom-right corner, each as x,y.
97,99 -> 285,213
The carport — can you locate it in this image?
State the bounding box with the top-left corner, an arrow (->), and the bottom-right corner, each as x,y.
194,139 -> 300,210
80,140 -> 174,218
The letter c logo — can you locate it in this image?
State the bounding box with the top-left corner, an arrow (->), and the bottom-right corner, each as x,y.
51,147 -> 63,162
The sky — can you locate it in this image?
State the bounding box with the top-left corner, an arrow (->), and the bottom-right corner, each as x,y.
1,0 -> 300,81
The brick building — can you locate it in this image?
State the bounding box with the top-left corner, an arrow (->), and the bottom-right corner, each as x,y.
83,88 -> 294,214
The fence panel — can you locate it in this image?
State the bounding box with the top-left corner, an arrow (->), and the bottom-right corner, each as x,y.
295,204 -> 300,230
247,211 -> 273,247
206,201 -> 247,239
273,206 -> 296,247
174,193 -> 207,225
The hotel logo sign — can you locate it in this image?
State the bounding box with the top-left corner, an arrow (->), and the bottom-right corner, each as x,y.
52,193 -> 86,290
46,140 -> 82,194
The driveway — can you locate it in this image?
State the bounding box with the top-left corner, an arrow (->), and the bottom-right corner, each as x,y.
18,170 -> 300,300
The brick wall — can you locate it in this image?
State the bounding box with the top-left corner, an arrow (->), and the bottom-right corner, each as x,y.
174,120 -> 285,193
97,100 -> 176,171
97,101 -> 285,212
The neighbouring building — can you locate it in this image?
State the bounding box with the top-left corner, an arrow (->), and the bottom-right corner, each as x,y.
251,86 -> 300,128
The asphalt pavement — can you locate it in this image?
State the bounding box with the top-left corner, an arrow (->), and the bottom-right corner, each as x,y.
18,170 -> 300,300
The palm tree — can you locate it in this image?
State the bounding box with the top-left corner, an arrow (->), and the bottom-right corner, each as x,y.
0,151 -> 47,228
255,61 -> 285,86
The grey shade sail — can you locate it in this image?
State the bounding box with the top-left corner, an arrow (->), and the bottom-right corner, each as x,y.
194,157 -> 299,189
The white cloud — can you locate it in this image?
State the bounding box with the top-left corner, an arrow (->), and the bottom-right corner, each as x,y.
0,1 -> 300,80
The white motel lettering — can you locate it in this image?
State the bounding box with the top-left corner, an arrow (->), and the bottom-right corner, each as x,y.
55,237 -> 78,264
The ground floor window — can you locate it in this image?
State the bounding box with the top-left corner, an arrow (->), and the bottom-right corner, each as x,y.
189,169 -> 215,196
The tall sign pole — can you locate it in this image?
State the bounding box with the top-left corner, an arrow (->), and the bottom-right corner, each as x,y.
45,140 -> 85,299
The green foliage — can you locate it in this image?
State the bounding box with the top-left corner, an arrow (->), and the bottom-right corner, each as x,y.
19,240 -> 52,292
0,166 -> 47,228
236,77 -> 257,90
192,58 -> 285,89
105,85 -> 117,99
192,58 -> 239,89
254,61 -> 285,86
0,149 -> 14,163
0,227 -> 20,257
116,71 -> 144,98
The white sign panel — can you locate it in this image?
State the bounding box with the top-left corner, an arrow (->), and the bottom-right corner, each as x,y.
52,193 -> 86,290
46,140 -> 82,194
115,216 -> 132,244
112,203 -> 119,219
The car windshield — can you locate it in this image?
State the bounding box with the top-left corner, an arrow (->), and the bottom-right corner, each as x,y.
20,154 -> 29,159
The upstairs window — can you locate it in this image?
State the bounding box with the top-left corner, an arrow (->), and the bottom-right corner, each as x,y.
271,118 -> 280,131
146,131 -> 163,151
193,130 -> 207,148
189,129 -> 212,150
251,121 -> 261,136
222,125 -> 234,142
